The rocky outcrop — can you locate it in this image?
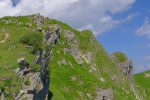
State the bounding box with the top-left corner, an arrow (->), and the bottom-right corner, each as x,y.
17,58 -> 30,77
110,54 -> 133,77
63,30 -> 83,64
95,88 -> 113,100
111,54 -> 141,100
34,26 -> 61,100
14,14 -> 61,100
116,61 -> 133,77
63,30 -> 93,65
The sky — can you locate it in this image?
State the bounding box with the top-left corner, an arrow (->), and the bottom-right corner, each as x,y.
0,0 -> 149,73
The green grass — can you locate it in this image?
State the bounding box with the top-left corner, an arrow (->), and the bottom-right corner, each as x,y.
0,16 -> 41,99
134,70 -> 150,100
112,52 -> 128,62
49,43 -> 99,100
20,32 -> 43,51
0,15 -> 139,100
47,19 -> 136,100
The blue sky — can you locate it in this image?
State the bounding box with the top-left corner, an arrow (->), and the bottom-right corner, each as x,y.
98,0 -> 150,73
0,0 -> 150,73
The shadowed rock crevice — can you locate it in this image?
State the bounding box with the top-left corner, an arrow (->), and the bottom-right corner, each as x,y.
48,91 -> 53,100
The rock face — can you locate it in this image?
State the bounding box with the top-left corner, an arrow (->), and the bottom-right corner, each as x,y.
110,54 -> 133,77
14,14 -> 61,100
117,61 -> 133,77
34,25 -> 60,100
63,30 -> 93,65
95,88 -> 113,100
17,58 -> 30,77
64,31 -> 83,64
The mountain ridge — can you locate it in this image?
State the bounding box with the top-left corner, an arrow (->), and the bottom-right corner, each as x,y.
0,14 -> 144,100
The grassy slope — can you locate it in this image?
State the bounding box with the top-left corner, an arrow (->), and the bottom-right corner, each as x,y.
0,16 -> 40,99
0,16 -> 137,99
134,70 -> 150,100
47,20 -> 136,100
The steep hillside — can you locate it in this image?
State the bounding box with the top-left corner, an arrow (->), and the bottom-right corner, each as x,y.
134,70 -> 150,100
0,14 -> 141,100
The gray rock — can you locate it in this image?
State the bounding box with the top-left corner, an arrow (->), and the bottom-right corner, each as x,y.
17,58 -> 29,70
1,92 -> 5,100
44,30 -> 51,40
69,48 -> 82,61
16,58 -> 30,78
63,30 -> 84,63
47,32 -> 58,44
117,61 -> 133,76
64,31 -> 74,41
37,26 -> 42,31
83,51 -> 92,64
34,55 -> 42,64
95,88 -> 113,100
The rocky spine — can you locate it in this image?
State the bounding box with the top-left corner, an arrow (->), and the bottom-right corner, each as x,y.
15,14 -> 61,100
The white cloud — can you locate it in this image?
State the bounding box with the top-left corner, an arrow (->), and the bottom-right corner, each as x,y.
79,24 -> 94,30
145,56 -> 150,60
86,14 -> 135,35
95,15 -> 120,35
136,18 -> 150,38
135,64 -> 150,73
0,0 -> 135,35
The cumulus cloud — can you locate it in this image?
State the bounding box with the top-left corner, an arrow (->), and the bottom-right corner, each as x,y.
0,0 -> 135,35
136,18 -> 150,38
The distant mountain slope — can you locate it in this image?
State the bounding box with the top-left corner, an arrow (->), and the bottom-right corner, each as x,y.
134,70 -> 150,100
0,14 -> 142,100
